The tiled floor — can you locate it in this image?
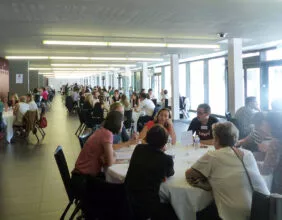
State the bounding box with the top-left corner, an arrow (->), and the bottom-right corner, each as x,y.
0,95 -> 191,219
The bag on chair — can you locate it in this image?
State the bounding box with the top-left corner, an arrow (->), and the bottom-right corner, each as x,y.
39,117 -> 47,128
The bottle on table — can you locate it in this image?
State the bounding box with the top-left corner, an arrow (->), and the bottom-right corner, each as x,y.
193,135 -> 200,149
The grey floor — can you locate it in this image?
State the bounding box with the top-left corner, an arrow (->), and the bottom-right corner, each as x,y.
0,95 -> 191,220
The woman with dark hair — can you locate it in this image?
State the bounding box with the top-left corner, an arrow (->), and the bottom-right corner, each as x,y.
125,125 -> 178,220
72,111 -> 124,178
120,94 -> 131,111
131,92 -> 140,109
139,108 -> 176,145
111,90 -> 120,104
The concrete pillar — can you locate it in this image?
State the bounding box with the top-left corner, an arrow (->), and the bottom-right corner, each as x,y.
9,60 -> 30,95
29,70 -> 39,91
141,62 -> 149,90
171,54 -> 180,120
228,38 -> 244,115
161,66 -> 165,90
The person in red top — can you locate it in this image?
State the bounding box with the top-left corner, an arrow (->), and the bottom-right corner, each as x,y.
139,108 -> 176,145
41,87 -> 48,102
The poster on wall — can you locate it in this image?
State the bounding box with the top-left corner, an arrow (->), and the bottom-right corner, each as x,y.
16,74 -> 23,84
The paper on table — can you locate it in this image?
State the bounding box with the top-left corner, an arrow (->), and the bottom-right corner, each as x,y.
181,131 -> 193,146
115,151 -> 133,160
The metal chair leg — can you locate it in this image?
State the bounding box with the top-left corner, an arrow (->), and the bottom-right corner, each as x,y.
75,124 -> 82,136
60,201 -> 73,220
69,201 -> 81,220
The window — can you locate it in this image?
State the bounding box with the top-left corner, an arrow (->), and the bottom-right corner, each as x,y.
179,64 -> 186,97
246,68 -> 260,104
208,58 -> 226,115
268,66 -> 282,109
266,48 -> 282,61
164,66 -> 171,97
190,61 -> 204,110
154,74 -> 161,100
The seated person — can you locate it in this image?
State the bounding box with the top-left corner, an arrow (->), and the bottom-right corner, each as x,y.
187,103 -> 218,145
93,95 -> 109,124
125,125 -> 178,220
72,111 -> 123,180
120,94 -> 131,111
111,89 -> 120,104
2,97 -> 9,111
254,112 -> 282,194
139,108 -> 176,145
9,93 -> 19,107
83,93 -> 94,110
236,112 -> 271,152
13,96 -> 30,126
131,92 -> 140,109
26,94 -> 38,111
110,102 -> 138,150
235,96 -> 260,138
186,122 -> 269,220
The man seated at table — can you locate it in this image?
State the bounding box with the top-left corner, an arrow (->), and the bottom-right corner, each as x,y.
136,93 -> 155,132
110,102 -> 139,150
235,96 -> 260,138
187,103 -> 218,145
125,125 -> 178,220
13,96 -> 30,126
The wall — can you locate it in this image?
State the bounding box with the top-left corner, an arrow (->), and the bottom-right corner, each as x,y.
9,60 -> 29,96
0,58 -> 9,98
29,70 -> 39,92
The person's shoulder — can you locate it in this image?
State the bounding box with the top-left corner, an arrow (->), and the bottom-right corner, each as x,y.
190,117 -> 200,125
209,115 -> 219,123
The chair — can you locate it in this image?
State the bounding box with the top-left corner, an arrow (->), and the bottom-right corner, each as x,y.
164,99 -> 169,108
180,96 -> 188,119
225,112 -> 232,121
152,99 -> 157,106
54,146 -> 81,220
78,130 -> 93,149
75,107 -> 86,136
65,96 -> 74,113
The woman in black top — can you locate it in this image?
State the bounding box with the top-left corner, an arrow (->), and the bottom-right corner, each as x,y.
111,90 -> 120,103
125,125 -> 178,220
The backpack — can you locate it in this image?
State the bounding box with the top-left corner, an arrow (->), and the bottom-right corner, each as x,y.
39,116 -> 47,128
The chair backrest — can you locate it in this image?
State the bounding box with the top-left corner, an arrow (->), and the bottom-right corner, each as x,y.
24,110 -> 38,134
225,112 -> 232,121
164,99 -> 169,108
180,96 -> 186,110
54,146 -> 74,202
78,130 -> 93,149
124,110 -> 133,129
65,96 -> 74,111
152,99 -> 157,106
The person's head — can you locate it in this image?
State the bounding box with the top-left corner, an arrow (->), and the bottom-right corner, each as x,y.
19,96 -> 27,103
26,94 -> 33,102
140,93 -> 147,101
92,90 -> 100,99
164,90 -> 168,95
98,95 -> 105,104
245,96 -> 258,109
212,122 -> 239,148
131,92 -> 138,100
85,93 -> 94,105
114,90 -> 119,97
121,94 -> 128,102
103,111 -> 124,134
110,102 -> 124,113
33,88 -> 38,94
11,93 -> 19,100
146,124 -> 168,149
42,87 -> 46,92
3,97 -> 8,103
141,88 -> 146,94
251,112 -> 268,132
197,104 -> 211,122
148,89 -> 153,95
155,108 -> 171,126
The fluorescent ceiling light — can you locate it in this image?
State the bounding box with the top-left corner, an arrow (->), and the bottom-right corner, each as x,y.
5,56 -> 48,60
39,72 -> 54,75
50,57 -> 89,60
167,44 -> 219,49
30,68 -> 52,70
109,42 -> 166,47
51,64 -> 136,67
90,57 -> 127,61
51,68 -> 118,71
43,40 -> 108,46
128,58 -> 163,61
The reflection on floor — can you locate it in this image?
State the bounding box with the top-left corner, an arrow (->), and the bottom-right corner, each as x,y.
0,95 -> 191,219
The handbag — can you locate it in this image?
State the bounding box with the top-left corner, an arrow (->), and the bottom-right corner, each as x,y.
231,147 -> 282,220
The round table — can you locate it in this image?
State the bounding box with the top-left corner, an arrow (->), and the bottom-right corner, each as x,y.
3,111 -> 15,143
106,145 -> 214,220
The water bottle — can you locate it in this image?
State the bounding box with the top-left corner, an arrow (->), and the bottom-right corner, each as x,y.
194,135 -> 200,149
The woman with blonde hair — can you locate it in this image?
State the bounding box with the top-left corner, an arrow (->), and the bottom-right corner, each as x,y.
139,108 -> 176,145
120,94 -> 131,111
83,93 -> 94,110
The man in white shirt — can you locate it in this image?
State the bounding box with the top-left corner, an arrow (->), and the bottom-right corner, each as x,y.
13,96 -> 30,126
26,94 -> 38,111
139,93 -> 155,117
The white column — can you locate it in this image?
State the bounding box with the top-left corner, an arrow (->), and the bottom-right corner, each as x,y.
228,38 -> 244,115
142,62 -> 149,90
105,72 -> 109,88
171,54 -> 180,120
113,72 -> 119,89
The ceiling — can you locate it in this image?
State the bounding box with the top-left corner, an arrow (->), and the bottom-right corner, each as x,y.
1,0 -> 282,68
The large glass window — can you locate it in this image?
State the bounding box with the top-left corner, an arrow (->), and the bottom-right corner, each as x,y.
179,64 -> 186,97
208,58 -> 226,115
190,61 -> 204,110
246,68 -> 260,104
164,66 -> 171,97
266,48 -> 282,61
268,66 -> 282,109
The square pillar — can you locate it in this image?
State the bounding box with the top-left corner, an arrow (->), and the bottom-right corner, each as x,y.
171,54 -> 180,120
228,38 -> 244,115
141,62 -> 149,90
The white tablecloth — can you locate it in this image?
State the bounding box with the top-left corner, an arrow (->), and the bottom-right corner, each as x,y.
106,145 -> 214,220
3,111 -> 15,142
132,111 -> 141,132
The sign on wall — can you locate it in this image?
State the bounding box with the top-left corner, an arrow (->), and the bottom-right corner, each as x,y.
16,74 -> 23,84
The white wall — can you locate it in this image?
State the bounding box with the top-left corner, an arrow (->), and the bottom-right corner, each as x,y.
48,78 -> 84,91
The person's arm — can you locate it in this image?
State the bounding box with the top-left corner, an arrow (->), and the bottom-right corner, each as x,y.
13,103 -> 19,115
166,157 -> 175,177
139,125 -> 149,142
200,139 -> 214,145
102,142 -> 116,167
167,119 -> 176,145
113,139 -> 138,150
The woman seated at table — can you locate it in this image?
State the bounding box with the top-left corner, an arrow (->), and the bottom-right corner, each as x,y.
83,93 -> 94,110
120,94 -> 131,111
111,89 -> 120,104
93,95 -> 109,124
9,93 -> 19,107
139,108 -> 176,145
13,96 -> 30,126
125,125 -> 178,220
72,111 -> 123,188
26,94 -> 38,111
254,112 -> 282,194
185,122 -> 269,220
131,92 -> 140,109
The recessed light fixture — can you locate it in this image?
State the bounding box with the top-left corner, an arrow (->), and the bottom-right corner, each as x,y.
43,40 -> 108,46
5,56 -> 49,60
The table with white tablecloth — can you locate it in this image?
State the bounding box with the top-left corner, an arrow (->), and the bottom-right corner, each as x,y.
106,145 -> 214,220
3,111 -> 15,142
